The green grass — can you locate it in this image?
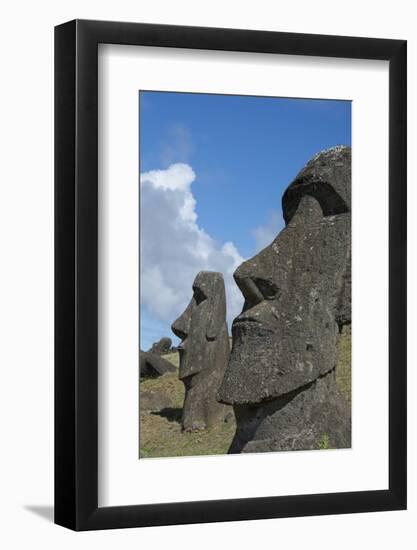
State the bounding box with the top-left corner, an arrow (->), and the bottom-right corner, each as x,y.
139,352 -> 235,458
318,433 -> 330,450
163,351 -> 180,369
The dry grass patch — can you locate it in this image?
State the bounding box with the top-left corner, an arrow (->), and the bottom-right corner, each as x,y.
336,325 -> 351,404
139,352 -> 235,458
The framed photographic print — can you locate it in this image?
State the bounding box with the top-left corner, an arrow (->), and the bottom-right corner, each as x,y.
55,19 -> 407,530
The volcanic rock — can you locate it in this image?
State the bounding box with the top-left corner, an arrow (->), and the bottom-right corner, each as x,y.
139,350 -> 176,378
150,337 -> 172,355
172,271 -> 231,431
218,146 -> 352,452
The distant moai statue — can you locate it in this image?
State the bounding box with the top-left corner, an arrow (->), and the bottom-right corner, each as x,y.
218,146 -> 352,452
150,337 -> 172,355
139,350 -> 176,378
172,271 -> 231,431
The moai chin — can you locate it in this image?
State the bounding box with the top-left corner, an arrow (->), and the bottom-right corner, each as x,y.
172,271 -> 231,432
218,146 -> 352,453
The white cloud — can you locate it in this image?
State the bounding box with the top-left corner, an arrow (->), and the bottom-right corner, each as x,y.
252,210 -> 284,252
140,163 -> 244,333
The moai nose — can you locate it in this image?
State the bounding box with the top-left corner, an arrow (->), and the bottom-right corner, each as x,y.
234,271 -> 264,311
233,244 -> 277,311
171,302 -> 192,340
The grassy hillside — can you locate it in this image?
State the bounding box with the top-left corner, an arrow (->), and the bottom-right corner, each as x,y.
140,329 -> 351,458
139,352 -> 235,458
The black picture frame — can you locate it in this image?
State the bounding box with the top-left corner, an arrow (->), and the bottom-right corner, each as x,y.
55,19 -> 407,531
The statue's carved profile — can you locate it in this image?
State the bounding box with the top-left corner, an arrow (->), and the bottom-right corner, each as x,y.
172,271 -> 231,432
218,146 -> 352,452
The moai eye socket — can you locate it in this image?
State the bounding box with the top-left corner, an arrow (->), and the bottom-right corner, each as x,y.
253,278 -> 280,301
193,287 -> 207,305
283,178 -> 349,225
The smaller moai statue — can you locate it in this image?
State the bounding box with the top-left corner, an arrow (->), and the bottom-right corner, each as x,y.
172,271 -> 231,431
139,350 -> 176,378
150,337 -> 172,356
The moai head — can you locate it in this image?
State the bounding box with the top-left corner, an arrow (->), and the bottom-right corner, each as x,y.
150,337 -> 172,355
218,146 -> 351,406
172,271 -> 230,431
172,271 -> 227,380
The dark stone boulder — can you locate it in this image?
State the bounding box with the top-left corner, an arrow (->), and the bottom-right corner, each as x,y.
150,337 -> 172,355
218,146 -> 351,452
139,350 -> 176,378
172,271 -> 232,431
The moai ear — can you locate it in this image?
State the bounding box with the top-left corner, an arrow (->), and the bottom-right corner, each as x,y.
205,289 -> 226,341
335,251 -> 351,330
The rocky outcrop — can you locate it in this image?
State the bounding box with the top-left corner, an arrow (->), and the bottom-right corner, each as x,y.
172,271 -> 231,431
218,146 -> 351,452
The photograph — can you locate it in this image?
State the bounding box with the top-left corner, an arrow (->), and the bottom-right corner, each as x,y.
0,0 -> 409,541
139,91 -> 352,458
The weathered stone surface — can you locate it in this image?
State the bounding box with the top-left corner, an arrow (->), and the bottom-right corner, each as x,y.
172,271 -> 231,431
150,337 -> 172,355
139,350 -> 176,378
229,370 -> 351,452
218,146 -> 351,452
282,145 -> 350,225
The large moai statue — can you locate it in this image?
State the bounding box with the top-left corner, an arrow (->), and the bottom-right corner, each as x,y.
172,271 -> 231,432
218,146 -> 352,453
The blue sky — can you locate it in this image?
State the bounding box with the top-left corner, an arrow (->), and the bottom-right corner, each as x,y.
139,91 -> 351,350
